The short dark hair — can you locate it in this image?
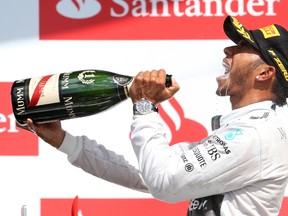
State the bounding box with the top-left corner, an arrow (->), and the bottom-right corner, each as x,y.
272,77 -> 287,106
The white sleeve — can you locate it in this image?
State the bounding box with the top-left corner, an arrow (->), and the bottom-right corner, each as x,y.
58,131 -> 149,192
131,113 -> 261,202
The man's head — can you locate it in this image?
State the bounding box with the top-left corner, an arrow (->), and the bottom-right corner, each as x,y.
216,16 -> 288,108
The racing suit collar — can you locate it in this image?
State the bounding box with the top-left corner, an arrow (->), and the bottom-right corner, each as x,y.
219,100 -> 275,127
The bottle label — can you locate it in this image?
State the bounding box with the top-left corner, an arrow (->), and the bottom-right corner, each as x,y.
113,75 -> 133,86
77,70 -> 96,85
28,74 -> 60,107
113,75 -> 133,98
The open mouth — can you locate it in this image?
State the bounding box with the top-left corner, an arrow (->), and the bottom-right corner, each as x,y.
222,62 -> 230,74
216,61 -> 230,82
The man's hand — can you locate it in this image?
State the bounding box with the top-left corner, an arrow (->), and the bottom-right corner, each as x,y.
17,119 -> 66,149
129,69 -> 180,104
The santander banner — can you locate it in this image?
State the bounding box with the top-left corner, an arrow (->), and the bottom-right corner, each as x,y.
40,0 -> 287,40
0,82 -> 38,156
41,197 -> 189,216
41,196 -> 288,216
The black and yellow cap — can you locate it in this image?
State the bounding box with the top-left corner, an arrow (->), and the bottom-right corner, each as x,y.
223,16 -> 288,96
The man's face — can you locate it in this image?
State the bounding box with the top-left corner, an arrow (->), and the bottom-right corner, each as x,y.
216,40 -> 263,98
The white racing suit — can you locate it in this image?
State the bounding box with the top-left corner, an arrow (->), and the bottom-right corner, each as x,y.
59,101 -> 288,215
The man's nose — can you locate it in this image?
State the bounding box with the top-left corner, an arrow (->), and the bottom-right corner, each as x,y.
224,46 -> 236,57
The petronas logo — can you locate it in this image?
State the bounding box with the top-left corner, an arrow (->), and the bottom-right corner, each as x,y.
78,70 -> 96,85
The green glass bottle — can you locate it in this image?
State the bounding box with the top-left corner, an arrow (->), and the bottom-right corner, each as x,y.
11,69 -> 172,126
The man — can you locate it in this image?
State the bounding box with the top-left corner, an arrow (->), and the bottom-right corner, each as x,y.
24,16 -> 288,215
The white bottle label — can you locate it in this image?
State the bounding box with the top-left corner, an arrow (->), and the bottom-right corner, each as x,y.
28,74 -> 60,107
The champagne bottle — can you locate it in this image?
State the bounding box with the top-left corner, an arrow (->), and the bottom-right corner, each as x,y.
11,69 -> 172,126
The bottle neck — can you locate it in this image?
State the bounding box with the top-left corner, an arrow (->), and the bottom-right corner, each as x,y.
125,77 -> 134,98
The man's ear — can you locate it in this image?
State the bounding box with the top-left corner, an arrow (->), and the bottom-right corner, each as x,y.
255,66 -> 276,81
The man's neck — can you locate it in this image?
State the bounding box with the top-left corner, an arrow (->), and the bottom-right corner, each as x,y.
230,94 -> 274,110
